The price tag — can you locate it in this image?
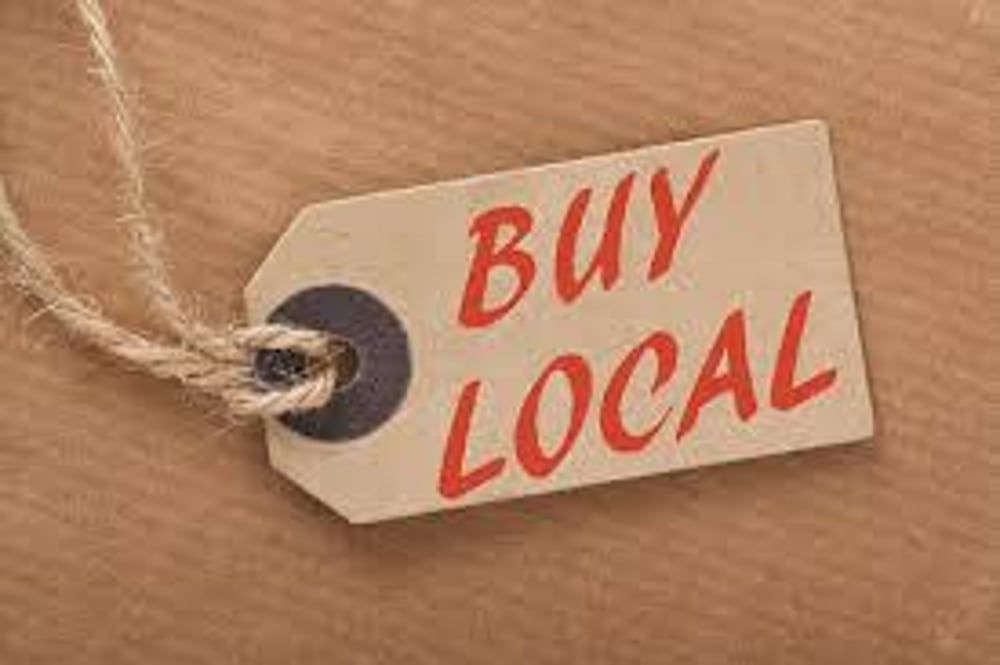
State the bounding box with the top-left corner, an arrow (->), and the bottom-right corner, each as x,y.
246,120 -> 873,523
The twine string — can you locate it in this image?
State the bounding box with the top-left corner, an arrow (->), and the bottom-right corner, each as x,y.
0,0 -> 341,417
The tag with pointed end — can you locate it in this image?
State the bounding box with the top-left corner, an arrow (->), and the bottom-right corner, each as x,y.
245,120 -> 873,523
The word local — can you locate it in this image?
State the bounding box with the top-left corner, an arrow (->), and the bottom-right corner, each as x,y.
438,148 -> 838,500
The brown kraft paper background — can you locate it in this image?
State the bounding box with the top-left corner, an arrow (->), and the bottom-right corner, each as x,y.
0,1 -> 996,663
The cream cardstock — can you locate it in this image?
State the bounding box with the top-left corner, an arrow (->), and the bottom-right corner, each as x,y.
245,120 -> 873,523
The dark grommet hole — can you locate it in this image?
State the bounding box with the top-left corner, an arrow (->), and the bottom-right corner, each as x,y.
255,347 -> 309,388
332,338 -> 361,391
266,284 -> 412,442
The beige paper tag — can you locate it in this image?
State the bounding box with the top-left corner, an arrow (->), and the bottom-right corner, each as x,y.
245,119 -> 873,523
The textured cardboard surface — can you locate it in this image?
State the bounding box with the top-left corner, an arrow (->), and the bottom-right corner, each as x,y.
0,0 -> 996,662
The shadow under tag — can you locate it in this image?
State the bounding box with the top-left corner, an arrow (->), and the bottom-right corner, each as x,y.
245,120 -> 874,524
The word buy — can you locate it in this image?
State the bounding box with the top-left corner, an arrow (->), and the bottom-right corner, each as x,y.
439,148 -> 837,500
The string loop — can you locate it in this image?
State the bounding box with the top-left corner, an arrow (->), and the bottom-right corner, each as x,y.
0,0 -> 340,417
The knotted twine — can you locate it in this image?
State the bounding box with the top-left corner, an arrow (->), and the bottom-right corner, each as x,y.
0,0 -> 342,417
